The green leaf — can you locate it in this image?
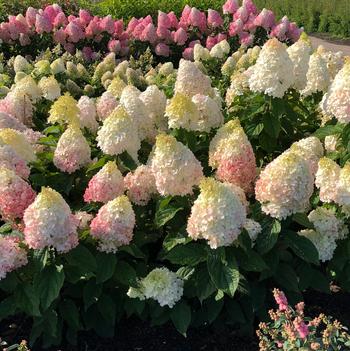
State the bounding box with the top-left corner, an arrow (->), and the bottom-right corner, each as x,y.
284,231 -> 319,265
114,261 -> 137,286
164,243 -> 207,266
59,299 -> 80,330
274,263 -> 299,292
313,123 -> 343,140
97,294 -> 116,326
263,112 -> 281,139
65,245 -> 97,273
207,248 -> 239,297
0,296 -> 16,320
163,229 -> 192,251
238,249 -> 268,272
256,220 -> 281,254
86,156 -> 110,173
15,284 -> 40,317
96,252 -> 117,284
184,265 -> 216,302
155,197 -> 183,228
83,279 -> 102,310
119,244 -> 146,259
36,265 -> 65,310
292,213 -> 315,229
170,300 -> 191,336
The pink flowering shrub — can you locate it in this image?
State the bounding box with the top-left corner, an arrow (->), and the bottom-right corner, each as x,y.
0,0 -> 302,62
257,289 -> 350,350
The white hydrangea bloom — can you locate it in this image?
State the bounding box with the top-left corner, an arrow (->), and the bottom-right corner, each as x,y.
320,59 -> 350,123
128,267 -> 184,308
38,76 -> 61,101
187,178 -> 247,248
77,96 -> 99,133
194,44 -> 211,62
210,40 -> 230,59
301,52 -> 330,96
97,106 -> 140,162
249,38 -> 294,98
287,35 -> 312,90
13,75 -> 42,103
50,58 -> 66,75
150,134 -> 203,196
13,55 -> 32,73
175,59 -> 213,97
139,85 -> 167,132
120,85 -> 156,141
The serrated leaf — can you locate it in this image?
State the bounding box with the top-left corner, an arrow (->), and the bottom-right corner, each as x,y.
207,248 -> 239,297
65,245 -> 97,273
256,220 -> 280,254
60,299 -> 80,330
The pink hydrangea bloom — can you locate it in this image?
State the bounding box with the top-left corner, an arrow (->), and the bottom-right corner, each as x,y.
96,92 -> 118,121
23,187 -> 79,253
155,43 -> 170,57
141,23 -> 157,44
35,13 -> 52,34
293,318 -> 310,339
79,9 -> 92,26
90,195 -> 135,253
182,47 -> 194,60
0,167 -> 35,219
206,35 -> 218,50
0,145 -> 30,179
223,0 -> 239,15
0,236 -> 28,280
25,7 -> 37,27
254,8 -> 276,30
100,15 -> 115,34
84,161 -> 124,203
124,165 -> 157,205
173,27 -> 188,45
65,21 -> 84,43
208,9 -> 223,28
229,19 -> 244,37
53,126 -> 91,174
158,11 -> 171,28
209,120 -> 256,193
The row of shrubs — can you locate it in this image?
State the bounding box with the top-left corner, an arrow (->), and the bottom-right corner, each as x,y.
0,0 -> 349,38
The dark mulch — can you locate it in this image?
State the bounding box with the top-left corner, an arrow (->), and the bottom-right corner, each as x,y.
2,291 -> 350,351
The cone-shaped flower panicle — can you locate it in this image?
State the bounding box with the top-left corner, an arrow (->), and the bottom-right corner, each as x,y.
48,92 -> 79,126
187,178 -> 247,249
124,165 -> 157,205
174,59 -> 212,98
139,85 -> 167,132
0,145 -> 30,179
301,52 -> 330,96
53,125 -> 91,173
150,134 -> 203,196
249,38 -> 294,98
0,128 -> 36,163
127,267 -> 184,308
0,167 -> 35,219
120,85 -> 156,141
321,59 -> 350,123
287,33 -> 312,91
255,151 -> 314,219
84,161 -> 124,203
315,157 -> 340,204
38,76 -> 61,101
289,136 -> 324,175
77,96 -> 99,133
23,187 -> 79,252
0,236 -> 28,280
96,106 -> 140,162
90,195 -> 135,253
96,91 -> 119,121
209,120 -> 256,192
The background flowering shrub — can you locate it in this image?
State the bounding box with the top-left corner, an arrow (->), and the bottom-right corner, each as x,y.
0,1 -> 349,349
